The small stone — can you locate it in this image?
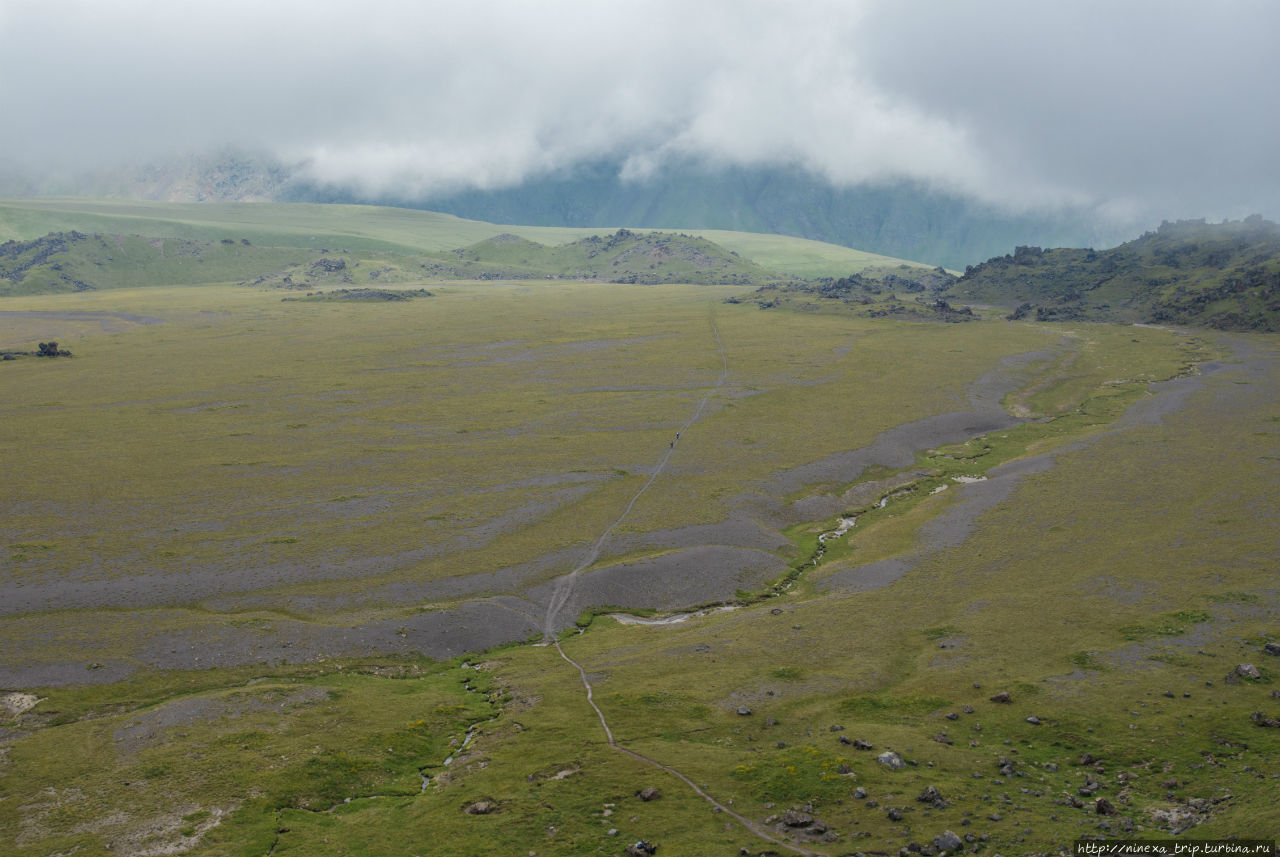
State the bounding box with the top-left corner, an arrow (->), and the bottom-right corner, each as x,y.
1025,716 -> 1041,725
988,812 -> 1002,821
1263,642 -> 1280,657
1043,762 -> 1058,772
464,800 -> 495,815
945,712 -> 959,721
1235,664 -> 1262,680
638,786 -> 661,802
606,828 -> 618,836
737,706 -> 752,716
989,691 -> 1012,704
932,733 -> 954,745
1095,798 -> 1117,815
887,807 -> 903,821
853,787 -> 867,799
962,705 -> 975,714
770,607 -> 783,615
830,724 -> 845,731
852,738 -> 873,750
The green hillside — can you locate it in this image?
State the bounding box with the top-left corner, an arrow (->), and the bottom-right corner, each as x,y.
0,227 -> 784,297
947,216 -> 1280,331
0,198 -> 926,280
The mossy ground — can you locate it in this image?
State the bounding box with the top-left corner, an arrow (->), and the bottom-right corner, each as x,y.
1,273 -> 1276,856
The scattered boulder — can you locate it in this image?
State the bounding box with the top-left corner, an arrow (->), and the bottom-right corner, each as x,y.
1251,711 -> 1280,728
934,830 -> 964,852
989,691 -> 1012,704
781,809 -> 814,827
464,800 -> 496,815
1263,642 -> 1280,657
637,786 -> 662,802
737,706 -> 752,716
887,807 -> 903,821
917,785 -> 946,807
1095,798 -> 1117,815
878,751 -> 907,770
932,733 -> 954,745
1025,716 -> 1042,726
853,787 -> 868,799
1235,663 -> 1262,680
851,738 -> 874,750
625,841 -> 658,857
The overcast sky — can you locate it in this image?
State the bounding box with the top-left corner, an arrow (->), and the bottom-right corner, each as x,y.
2,0 -> 1277,223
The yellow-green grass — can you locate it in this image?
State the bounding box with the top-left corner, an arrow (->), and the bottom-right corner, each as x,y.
2,273 -> 1274,855
0,283 -> 1209,671
0,198 -> 918,278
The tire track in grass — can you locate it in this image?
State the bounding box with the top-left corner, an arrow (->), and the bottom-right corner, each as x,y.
544,311 -> 827,857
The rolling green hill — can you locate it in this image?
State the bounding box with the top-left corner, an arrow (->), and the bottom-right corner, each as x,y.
0,227 -> 786,297
0,198 -> 928,281
946,216 -> 1280,331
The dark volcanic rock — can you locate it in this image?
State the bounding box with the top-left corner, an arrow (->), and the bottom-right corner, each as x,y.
917,785 -> 945,806
933,830 -> 963,852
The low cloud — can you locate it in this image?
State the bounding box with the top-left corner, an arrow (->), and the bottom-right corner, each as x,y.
2,0 -> 1276,223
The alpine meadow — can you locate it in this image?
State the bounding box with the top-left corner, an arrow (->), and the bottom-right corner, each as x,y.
2,3 -> 1280,855
0,197 -> 1277,857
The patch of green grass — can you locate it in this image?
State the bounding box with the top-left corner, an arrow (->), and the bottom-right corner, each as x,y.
837,693 -> 952,721
1119,609 -> 1212,641
1068,650 -> 1105,670
922,625 -> 960,641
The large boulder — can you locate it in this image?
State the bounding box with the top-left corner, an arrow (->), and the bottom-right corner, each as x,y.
877,750 -> 906,770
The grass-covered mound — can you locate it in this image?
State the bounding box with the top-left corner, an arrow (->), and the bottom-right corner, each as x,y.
0,228 -> 786,296
947,216 -> 1280,331
0,198 -> 920,280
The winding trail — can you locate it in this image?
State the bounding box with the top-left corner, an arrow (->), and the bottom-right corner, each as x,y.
543,312 -> 826,857
541,313 -> 729,639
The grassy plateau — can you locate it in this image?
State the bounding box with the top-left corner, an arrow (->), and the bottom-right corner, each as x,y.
0,200 -> 1276,857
